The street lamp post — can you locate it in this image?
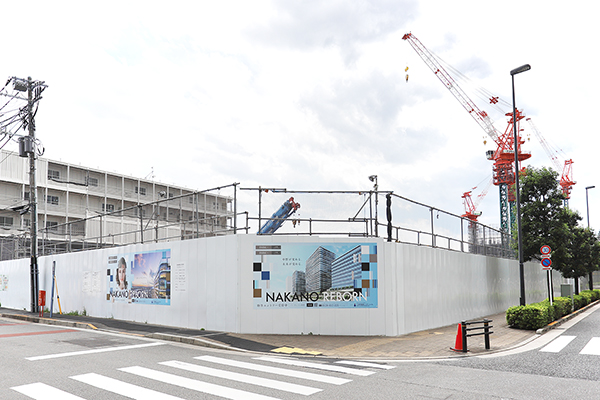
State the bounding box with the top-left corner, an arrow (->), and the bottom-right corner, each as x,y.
586,186 -> 595,228
586,185 -> 595,290
511,64 -> 531,307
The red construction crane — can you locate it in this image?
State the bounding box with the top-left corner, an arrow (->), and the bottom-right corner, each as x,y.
526,117 -> 575,204
402,32 -> 531,233
461,178 -> 492,222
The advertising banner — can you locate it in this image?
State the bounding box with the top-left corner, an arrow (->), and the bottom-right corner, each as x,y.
253,243 -> 378,309
106,249 -> 171,305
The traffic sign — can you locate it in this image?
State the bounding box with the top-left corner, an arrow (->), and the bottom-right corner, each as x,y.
540,245 -> 551,255
541,257 -> 552,269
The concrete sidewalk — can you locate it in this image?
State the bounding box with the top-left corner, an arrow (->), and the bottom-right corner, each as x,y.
1,307 -> 545,359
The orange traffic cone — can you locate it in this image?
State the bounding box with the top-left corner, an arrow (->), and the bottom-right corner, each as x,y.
450,323 -> 464,352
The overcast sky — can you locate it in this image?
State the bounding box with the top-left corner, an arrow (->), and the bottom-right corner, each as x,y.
1,1 -> 598,233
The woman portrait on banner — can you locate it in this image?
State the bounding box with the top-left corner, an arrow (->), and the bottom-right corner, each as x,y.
116,257 -> 128,290
111,257 -> 131,302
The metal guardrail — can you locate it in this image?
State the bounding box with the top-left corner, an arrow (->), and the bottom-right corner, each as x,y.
0,185 -> 515,260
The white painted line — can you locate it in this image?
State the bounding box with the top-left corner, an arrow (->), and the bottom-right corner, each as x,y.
336,360 -> 396,370
11,382 -> 86,399
120,366 -> 281,400
161,360 -> 321,396
580,337 -> 600,355
71,373 -> 183,400
255,356 -> 375,376
195,355 -> 351,385
539,335 -> 576,353
26,342 -> 165,361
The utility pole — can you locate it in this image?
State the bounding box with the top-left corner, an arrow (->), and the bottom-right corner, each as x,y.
5,76 -> 47,313
27,77 -> 39,314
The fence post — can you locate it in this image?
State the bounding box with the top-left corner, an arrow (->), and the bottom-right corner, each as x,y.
484,319 -> 491,350
461,321 -> 467,353
138,204 -> 144,244
430,208 -> 435,247
386,193 -> 392,242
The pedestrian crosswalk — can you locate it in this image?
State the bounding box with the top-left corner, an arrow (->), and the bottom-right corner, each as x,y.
540,335 -> 600,355
11,354 -> 395,399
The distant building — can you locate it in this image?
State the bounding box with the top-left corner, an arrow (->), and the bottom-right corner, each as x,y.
305,246 -> 334,292
291,270 -> 306,294
0,150 -> 233,259
331,245 -> 362,290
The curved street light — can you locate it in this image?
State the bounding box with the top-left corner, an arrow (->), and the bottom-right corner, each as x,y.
511,64 -> 531,306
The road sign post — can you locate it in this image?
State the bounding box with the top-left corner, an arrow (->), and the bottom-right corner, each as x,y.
541,245 -> 553,304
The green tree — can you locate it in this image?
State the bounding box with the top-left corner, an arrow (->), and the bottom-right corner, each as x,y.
565,226 -> 597,293
519,166 -> 580,272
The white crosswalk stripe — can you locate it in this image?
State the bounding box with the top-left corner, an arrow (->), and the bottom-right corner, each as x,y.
160,359 -> 321,395
11,382 -> 86,400
71,373 -> 184,400
120,366 -> 280,400
580,337 -> 600,355
254,356 -> 376,376
12,354 -> 393,399
540,336 -> 600,355
195,355 -> 352,385
540,335 -> 576,352
335,360 -> 396,370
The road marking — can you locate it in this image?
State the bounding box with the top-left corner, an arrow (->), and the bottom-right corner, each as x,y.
26,342 -> 165,361
539,335 -> 576,353
161,360 -> 321,396
580,337 -> 600,355
120,366 -> 281,400
0,329 -> 78,338
72,372 -> 183,399
255,356 -> 375,376
11,382 -> 85,399
195,355 -> 351,385
336,360 -> 396,369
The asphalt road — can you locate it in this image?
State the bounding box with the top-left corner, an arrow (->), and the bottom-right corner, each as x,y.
3,305 -> 600,399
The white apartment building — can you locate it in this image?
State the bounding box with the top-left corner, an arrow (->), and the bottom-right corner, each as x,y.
0,150 -> 234,259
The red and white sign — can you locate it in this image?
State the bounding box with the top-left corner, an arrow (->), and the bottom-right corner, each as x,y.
541,257 -> 552,270
540,245 -> 552,255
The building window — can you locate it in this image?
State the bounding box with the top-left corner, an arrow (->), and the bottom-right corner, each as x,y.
24,192 -> 30,200
24,219 -> 30,227
46,195 -> 59,205
87,177 -> 99,187
46,221 -> 58,231
102,203 -> 115,213
0,216 -> 13,227
135,187 -> 147,196
48,169 -> 60,180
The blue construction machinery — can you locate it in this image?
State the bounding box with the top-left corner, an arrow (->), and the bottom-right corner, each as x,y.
258,197 -> 301,234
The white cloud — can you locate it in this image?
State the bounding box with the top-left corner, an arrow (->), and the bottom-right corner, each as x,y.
1,0 -> 598,232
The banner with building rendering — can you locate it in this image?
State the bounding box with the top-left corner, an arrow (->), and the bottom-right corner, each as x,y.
253,243 -> 378,309
106,249 -> 171,305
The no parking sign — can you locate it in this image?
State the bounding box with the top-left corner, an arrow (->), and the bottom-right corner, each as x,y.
541,245 -> 552,270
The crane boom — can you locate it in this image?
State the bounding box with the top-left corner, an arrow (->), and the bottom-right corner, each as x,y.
258,197 -> 301,234
402,33 -> 501,145
526,117 -> 575,201
403,32 -> 531,234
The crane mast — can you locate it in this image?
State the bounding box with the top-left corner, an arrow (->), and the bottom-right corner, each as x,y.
403,32 -> 531,234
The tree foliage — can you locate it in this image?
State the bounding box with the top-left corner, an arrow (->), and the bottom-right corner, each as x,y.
519,166 -> 580,271
518,166 -> 600,292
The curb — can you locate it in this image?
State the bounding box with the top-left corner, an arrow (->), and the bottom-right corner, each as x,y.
535,299 -> 600,334
0,312 -> 248,353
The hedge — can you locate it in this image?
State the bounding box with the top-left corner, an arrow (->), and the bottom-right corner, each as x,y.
506,289 -> 600,330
